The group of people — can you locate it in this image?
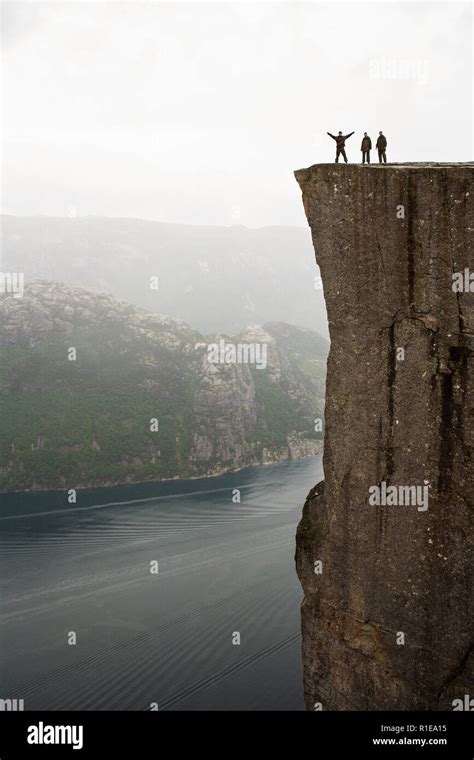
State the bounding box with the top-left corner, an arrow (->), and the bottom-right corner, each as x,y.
327,131 -> 388,164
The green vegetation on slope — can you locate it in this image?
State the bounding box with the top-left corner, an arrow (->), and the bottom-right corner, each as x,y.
0,282 -> 327,491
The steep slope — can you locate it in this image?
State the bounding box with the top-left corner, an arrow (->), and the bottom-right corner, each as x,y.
0,281 -> 327,491
294,163 -> 473,710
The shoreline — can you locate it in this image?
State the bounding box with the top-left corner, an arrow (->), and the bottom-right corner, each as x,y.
0,446 -> 324,501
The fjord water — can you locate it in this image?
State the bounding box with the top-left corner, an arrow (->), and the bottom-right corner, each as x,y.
0,456 -> 323,711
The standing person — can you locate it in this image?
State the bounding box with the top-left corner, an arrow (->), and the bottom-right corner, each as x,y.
376,131 -> 387,163
327,130 -> 355,163
361,132 -> 372,164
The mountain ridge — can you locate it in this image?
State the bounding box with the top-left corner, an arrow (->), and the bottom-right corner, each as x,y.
1,214 -> 328,336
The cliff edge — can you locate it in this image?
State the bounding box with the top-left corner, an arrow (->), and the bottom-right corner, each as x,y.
295,163 -> 473,710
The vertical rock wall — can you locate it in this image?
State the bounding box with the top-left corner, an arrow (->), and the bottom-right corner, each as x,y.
295,163 -> 473,710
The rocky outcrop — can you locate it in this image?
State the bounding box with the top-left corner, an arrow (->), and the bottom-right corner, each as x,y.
295,163 -> 473,710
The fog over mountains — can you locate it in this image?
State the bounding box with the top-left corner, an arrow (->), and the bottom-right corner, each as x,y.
1,215 -> 328,337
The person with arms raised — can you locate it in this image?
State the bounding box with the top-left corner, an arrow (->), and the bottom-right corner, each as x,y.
327,130 -> 355,163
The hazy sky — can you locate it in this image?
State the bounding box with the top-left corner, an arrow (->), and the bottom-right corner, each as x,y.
1,0 -> 472,226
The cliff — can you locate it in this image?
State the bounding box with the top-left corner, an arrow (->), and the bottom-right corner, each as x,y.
0,282 -> 326,491
294,163 -> 473,710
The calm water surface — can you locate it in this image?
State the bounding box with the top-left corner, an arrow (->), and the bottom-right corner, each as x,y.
0,456 -> 323,710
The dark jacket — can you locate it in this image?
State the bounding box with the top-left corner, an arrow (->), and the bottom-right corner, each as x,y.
361,136 -> 372,151
328,132 -> 354,148
376,134 -> 387,150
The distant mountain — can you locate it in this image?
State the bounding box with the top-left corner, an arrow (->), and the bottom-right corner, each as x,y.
0,282 -> 327,491
0,215 -> 328,336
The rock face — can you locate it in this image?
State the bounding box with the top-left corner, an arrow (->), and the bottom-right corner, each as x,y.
294,163 -> 473,710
